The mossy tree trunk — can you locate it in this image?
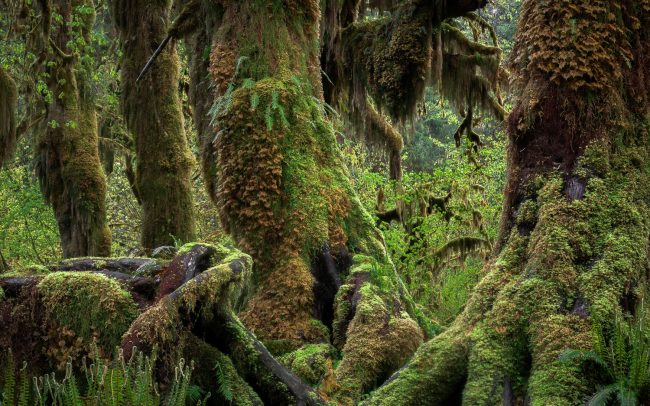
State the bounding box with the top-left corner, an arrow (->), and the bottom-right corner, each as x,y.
35,0 -> 111,258
365,1 -> 650,404
10,1 -> 650,405
189,0 -> 491,402
0,65 -> 17,168
195,1 -> 427,402
112,0 -> 196,251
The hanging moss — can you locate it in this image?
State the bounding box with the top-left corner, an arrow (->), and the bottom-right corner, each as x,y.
365,1 -> 650,403
0,66 -> 17,168
112,0 -> 196,250
330,0 -> 503,179
33,0 -> 111,258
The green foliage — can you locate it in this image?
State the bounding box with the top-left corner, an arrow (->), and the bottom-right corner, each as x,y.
214,363 -> 233,402
560,303 -> 650,405
1,349 -> 208,406
347,109 -> 506,324
0,161 -> 61,269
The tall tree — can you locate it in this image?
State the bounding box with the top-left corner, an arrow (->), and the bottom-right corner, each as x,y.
15,0 -> 648,404
152,0 -> 498,402
112,0 -> 196,250
0,66 -> 17,168
32,0 -> 111,258
366,0 -> 650,404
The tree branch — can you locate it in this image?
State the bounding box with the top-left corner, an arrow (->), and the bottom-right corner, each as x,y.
441,0 -> 489,20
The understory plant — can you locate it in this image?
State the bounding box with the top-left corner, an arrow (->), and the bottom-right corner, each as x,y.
560,303 -> 650,405
0,349 -> 208,406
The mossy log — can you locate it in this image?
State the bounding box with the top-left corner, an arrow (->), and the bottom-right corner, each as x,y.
0,244 -> 325,404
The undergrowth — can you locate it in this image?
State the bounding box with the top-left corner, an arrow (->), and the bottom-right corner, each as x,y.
560,302 -> 650,405
0,349 -> 208,406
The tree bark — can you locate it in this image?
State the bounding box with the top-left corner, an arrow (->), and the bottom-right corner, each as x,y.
35,0 -> 111,258
365,1 -> 650,404
112,0 -> 196,250
0,66 -> 17,168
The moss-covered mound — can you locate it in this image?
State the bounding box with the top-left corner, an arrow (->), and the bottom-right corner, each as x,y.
37,272 -> 138,361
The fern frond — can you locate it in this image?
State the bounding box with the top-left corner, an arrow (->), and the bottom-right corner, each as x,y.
559,349 -> 610,374
214,363 -> 233,402
586,383 -> 618,406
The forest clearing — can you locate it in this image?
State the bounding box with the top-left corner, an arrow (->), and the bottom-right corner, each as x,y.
1,0 -> 650,404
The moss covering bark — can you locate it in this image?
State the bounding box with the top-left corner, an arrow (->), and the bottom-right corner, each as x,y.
35,0 -> 111,258
112,0 -> 196,250
202,1 -> 428,401
364,1 -> 650,404
0,66 -> 17,168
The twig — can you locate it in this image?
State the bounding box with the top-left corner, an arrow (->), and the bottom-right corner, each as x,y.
135,35 -> 171,83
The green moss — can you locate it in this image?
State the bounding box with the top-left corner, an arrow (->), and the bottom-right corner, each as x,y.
113,0 -> 196,250
279,343 -> 336,386
0,65 -> 17,167
37,272 -> 138,352
334,283 -> 423,400
362,324 -> 470,405
182,332 -> 262,405
35,0 -> 111,258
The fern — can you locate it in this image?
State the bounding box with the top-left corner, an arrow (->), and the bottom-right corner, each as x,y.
17,363 -> 30,406
214,363 -> 233,402
561,302 -> 650,404
2,350 -> 15,406
250,93 -> 260,110
4,348 -> 204,406
265,104 -> 274,131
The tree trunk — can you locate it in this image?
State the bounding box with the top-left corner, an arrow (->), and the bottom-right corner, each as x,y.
365,1 -> 650,404
36,0 -> 111,258
0,66 -> 17,168
112,0 -> 196,250
197,1 -> 433,401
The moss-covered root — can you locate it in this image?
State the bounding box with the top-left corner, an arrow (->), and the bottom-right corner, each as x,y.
0,65 -> 17,168
182,333 -> 263,406
213,313 -> 325,406
121,247 -> 253,360
122,245 -> 326,405
361,325 -> 470,405
525,315 -> 592,405
333,283 -> 422,400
